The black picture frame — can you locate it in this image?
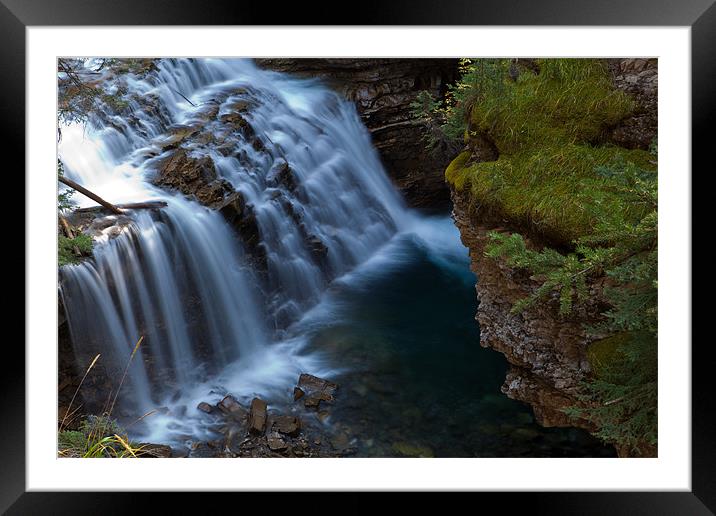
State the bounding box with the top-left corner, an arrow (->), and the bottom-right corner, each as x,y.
6,0 -> 711,512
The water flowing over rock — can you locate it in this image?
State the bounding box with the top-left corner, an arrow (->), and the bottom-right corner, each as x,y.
255,58 -> 460,210
58,58 -> 411,442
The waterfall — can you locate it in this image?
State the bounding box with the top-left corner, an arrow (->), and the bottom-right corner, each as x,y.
59,58 -> 413,441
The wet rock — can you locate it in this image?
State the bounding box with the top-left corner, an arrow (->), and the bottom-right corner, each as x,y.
157,124 -> 199,150
218,191 -> 266,271
255,58 -> 460,210
82,214 -> 135,241
267,433 -> 288,452
266,158 -> 297,192
224,422 -> 248,453
217,395 -> 244,416
220,110 -> 254,137
304,396 -> 322,410
171,446 -> 191,458
248,397 -> 268,435
197,401 -> 214,414
329,432 -> 351,451
137,443 -> 173,458
297,373 -> 338,411
153,149 -> 234,208
298,373 -> 338,395
272,415 -> 301,437
306,235 -> 328,259
293,387 -> 305,401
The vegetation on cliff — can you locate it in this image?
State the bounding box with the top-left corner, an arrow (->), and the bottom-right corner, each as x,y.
421,58 -> 658,454
58,159 -> 93,266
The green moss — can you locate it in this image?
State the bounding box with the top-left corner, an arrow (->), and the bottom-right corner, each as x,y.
59,233 -> 93,266
445,59 -> 655,245
588,333 -> 632,379
445,151 -> 473,191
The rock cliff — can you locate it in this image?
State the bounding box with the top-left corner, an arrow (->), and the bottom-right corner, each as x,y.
446,59 -> 658,457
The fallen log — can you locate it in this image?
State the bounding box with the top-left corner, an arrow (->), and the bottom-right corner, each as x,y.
58,176 -> 124,215
74,200 -> 168,213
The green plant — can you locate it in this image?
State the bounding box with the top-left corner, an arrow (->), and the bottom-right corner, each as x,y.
57,58 -> 138,129
58,233 -> 93,266
58,423 -> 146,458
58,339 -> 150,458
485,150 -> 657,453
57,159 -> 75,212
442,59 -> 652,245
58,157 -> 93,266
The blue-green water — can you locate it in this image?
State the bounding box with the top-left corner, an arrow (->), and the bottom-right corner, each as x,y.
298,217 -> 615,457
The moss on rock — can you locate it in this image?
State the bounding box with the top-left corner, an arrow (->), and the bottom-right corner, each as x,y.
446,58 -> 656,246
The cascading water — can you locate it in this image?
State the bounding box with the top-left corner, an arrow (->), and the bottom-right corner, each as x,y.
59,58 -> 414,443
59,58 -> 617,458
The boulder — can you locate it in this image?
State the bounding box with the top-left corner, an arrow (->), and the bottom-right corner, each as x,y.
248,397 -> 268,435
298,373 -> 338,394
216,395 -> 244,416
296,373 -> 338,411
272,415 -> 301,437
136,443 -> 173,458
293,387 -> 305,401
197,401 -> 214,414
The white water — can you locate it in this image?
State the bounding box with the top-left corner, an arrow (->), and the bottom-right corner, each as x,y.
59,58 -> 452,444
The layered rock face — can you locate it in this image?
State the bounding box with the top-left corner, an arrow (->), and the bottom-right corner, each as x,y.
255,58 -> 459,210
450,192 -> 601,431
447,59 -> 658,456
608,58 -> 658,150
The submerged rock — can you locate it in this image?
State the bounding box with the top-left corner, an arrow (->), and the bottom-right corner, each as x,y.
391,442 -> 434,458
329,432 -> 351,451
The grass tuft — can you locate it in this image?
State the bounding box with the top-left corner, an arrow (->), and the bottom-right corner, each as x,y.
446,58 -> 655,245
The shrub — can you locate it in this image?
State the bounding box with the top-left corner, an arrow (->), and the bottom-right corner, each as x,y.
485,152 -> 658,453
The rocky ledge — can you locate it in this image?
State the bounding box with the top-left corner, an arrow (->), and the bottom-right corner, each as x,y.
255,58 -> 459,210
447,58 -> 658,457
450,191 -> 600,431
